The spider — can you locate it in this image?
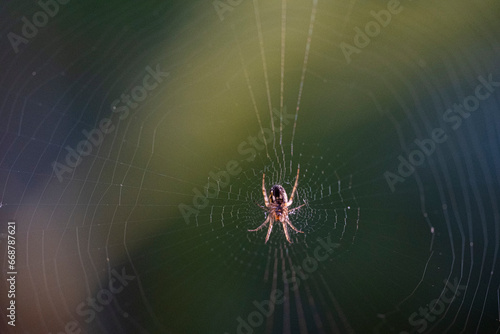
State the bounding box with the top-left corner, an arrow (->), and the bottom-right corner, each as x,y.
248,168 -> 306,243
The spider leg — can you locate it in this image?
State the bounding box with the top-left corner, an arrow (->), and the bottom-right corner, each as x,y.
264,217 -> 274,243
281,219 -> 292,243
288,203 -> 306,215
286,167 -> 300,206
262,172 -> 270,207
255,201 -> 266,210
248,214 -> 271,232
286,217 -> 304,234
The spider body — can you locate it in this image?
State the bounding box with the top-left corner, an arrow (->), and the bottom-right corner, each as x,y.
270,185 -> 287,216
248,169 -> 305,243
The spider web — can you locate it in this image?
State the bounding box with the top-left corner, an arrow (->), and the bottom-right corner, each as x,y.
0,1 -> 500,334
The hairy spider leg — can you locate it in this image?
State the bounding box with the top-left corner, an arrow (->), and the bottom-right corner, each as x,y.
248,214 -> 271,232
262,173 -> 270,207
281,219 -> 292,243
286,217 -> 304,234
288,203 -> 306,214
286,168 -> 300,206
254,201 -> 266,210
264,218 -> 274,243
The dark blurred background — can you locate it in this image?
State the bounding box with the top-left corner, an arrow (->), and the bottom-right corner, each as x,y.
1,0 -> 500,333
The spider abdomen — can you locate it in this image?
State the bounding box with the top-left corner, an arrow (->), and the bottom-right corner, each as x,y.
270,185 -> 288,204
